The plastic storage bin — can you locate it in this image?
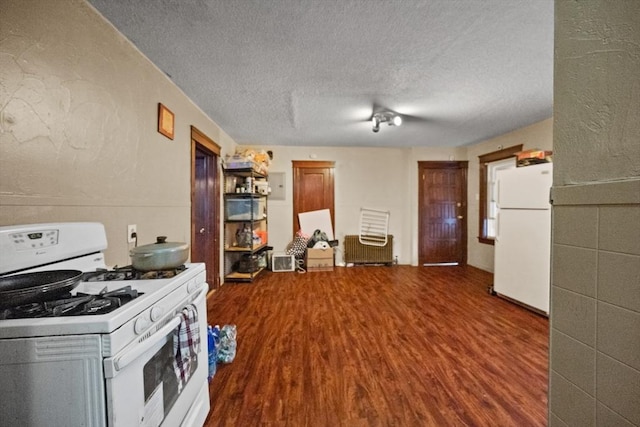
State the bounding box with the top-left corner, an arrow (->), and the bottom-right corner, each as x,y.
226,198 -> 261,220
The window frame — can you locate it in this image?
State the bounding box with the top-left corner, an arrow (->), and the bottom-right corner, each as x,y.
477,144 -> 522,245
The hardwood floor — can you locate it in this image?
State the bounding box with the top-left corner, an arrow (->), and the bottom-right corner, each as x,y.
204,265 -> 548,427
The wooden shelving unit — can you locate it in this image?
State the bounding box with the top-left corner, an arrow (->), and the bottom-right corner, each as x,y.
223,167 -> 269,283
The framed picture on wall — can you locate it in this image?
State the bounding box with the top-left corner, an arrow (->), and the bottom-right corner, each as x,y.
158,103 -> 175,140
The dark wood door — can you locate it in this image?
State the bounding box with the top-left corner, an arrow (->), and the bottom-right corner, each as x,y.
191,127 -> 220,291
418,161 -> 468,265
292,161 -> 335,237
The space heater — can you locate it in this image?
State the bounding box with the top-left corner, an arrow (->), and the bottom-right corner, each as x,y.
271,253 -> 296,272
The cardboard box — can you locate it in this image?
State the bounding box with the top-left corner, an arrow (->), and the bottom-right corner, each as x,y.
306,248 -> 334,271
515,149 -> 553,166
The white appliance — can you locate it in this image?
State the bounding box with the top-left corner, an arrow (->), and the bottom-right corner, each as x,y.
0,223 -> 210,427
494,163 -> 553,314
271,253 -> 296,272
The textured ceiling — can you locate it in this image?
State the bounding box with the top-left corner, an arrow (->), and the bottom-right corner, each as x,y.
87,0 -> 554,148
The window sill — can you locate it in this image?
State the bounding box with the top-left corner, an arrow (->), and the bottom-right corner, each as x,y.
478,237 -> 495,246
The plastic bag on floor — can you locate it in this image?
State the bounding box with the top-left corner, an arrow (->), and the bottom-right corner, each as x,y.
217,324 -> 237,364
207,325 -> 220,381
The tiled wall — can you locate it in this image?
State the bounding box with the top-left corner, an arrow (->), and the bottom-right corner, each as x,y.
549,180 -> 640,427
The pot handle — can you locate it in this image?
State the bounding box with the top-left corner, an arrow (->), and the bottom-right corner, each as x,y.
156,236 -> 167,244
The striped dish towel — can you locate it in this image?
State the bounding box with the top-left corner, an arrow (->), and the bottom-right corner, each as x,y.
173,304 -> 201,391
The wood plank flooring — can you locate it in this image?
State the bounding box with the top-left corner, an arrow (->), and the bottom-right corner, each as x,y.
205,265 -> 548,427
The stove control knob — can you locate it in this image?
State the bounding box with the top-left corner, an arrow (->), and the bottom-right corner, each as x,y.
150,306 -> 164,321
134,317 -> 150,334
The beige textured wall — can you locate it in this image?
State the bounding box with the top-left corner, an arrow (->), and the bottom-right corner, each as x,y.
550,1 -> 640,426
0,0 -> 237,267
554,1 -> 640,185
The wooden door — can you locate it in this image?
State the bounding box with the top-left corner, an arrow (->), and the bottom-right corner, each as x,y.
292,161 -> 335,237
191,126 -> 220,291
418,161 -> 468,266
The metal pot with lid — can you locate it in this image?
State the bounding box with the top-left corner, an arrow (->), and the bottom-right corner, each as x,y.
130,236 -> 189,271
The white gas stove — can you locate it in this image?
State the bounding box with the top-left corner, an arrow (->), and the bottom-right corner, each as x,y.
0,222 -> 210,427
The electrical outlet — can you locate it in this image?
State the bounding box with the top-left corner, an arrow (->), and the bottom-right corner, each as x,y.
127,224 -> 137,243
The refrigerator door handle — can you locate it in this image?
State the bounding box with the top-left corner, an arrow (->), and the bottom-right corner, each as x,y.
495,212 -> 500,242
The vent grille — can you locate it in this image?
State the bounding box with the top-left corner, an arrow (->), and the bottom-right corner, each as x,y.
344,235 -> 393,265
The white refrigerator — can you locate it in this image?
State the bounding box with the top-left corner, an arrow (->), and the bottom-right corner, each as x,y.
494,162 -> 553,314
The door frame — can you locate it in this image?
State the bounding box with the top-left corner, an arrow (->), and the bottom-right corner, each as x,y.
418,161 -> 468,266
292,160 -> 335,238
190,126 -> 221,290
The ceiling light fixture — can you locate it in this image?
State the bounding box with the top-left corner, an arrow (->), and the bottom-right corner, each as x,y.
371,112 -> 402,133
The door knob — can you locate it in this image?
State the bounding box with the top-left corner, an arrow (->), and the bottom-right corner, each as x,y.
199,228 -> 205,234
457,216 -> 464,219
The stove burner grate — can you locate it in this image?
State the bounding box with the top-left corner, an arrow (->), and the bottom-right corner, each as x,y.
0,285 -> 141,319
82,265 -> 186,282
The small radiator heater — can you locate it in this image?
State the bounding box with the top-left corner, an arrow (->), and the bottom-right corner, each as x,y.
344,235 -> 394,265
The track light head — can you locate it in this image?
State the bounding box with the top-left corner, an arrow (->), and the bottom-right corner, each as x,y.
371,111 -> 402,133
372,116 -> 380,132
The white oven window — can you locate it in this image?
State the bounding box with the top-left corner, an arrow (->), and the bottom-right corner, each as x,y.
143,335 -> 198,423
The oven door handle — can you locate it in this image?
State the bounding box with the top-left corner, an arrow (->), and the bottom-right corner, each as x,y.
117,315 -> 183,371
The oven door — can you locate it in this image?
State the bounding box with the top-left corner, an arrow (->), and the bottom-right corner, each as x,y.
104,282 -> 209,427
